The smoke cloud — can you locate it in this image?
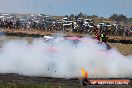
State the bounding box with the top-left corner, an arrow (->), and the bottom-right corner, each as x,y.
0,37 -> 132,78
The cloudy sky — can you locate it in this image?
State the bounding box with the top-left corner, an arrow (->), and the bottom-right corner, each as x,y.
0,0 -> 131,17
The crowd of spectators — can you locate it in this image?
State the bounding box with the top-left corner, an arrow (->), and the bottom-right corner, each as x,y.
0,14 -> 131,37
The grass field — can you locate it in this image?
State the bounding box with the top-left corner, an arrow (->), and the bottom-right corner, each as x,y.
0,73 -> 132,88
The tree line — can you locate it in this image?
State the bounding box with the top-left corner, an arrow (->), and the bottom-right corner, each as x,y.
65,12 -> 132,23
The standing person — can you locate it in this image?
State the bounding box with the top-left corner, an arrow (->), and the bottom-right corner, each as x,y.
94,30 -> 100,41
123,26 -> 129,36
100,33 -> 108,43
72,22 -> 74,32
100,33 -> 103,42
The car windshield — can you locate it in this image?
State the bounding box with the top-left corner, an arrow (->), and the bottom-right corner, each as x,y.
106,23 -> 110,25
89,23 -> 94,26
99,23 -> 104,25
86,20 -> 91,22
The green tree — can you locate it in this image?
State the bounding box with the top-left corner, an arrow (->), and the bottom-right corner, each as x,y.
64,15 -> 69,17
70,14 -> 74,18
109,14 -> 118,21
78,12 -> 84,18
118,14 -> 128,22
109,14 -> 128,22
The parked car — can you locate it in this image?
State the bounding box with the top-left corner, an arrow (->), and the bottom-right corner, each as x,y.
77,18 -> 83,23
84,19 -> 93,25
97,21 -> 111,28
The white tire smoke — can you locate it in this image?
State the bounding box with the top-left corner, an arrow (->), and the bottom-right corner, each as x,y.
0,37 -> 132,78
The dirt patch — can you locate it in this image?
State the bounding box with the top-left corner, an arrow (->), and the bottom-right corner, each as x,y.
1,29 -> 132,44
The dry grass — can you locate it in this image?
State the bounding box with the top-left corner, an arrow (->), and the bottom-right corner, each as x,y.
109,43 -> 132,55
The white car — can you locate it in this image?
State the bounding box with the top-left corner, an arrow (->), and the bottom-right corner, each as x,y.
63,22 -> 72,27
62,17 -> 69,22
84,22 -> 95,28
84,19 -> 93,25
77,18 -> 83,23
97,22 -> 111,28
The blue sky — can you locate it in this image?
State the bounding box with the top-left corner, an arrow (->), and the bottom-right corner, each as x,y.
0,0 -> 131,18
